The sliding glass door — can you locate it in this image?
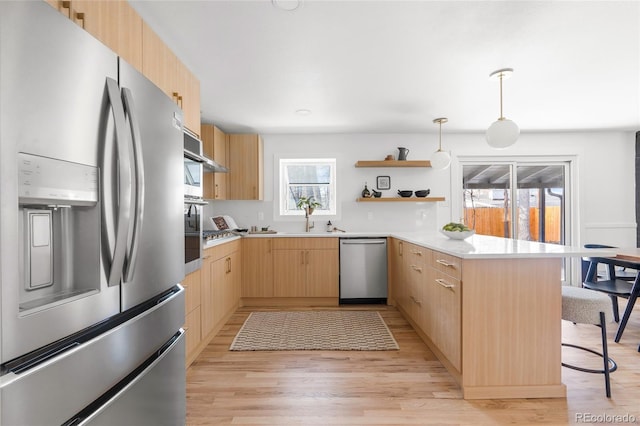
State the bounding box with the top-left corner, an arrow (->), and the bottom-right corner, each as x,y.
462,161 -> 569,244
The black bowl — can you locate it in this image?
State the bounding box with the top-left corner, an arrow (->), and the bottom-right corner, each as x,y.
415,189 -> 430,197
397,190 -> 413,197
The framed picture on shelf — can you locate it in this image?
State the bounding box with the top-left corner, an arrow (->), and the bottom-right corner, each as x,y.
376,175 -> 390,190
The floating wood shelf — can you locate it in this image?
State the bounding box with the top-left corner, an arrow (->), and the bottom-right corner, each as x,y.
356,197 -> 445,202
355,160 -> 432,168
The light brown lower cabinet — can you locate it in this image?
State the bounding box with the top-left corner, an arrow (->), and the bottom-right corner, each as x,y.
182,268 -> 202,367
242,237 -> 338,306
273,238 -> 338,298
389,237 -> 564,400
242,238 -> 274,298
186,239 -> 241,368
429,268 -> 461,371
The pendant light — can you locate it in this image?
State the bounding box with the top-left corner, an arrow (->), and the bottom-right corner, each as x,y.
431,117 -> 451,170
486,68 -> 519,149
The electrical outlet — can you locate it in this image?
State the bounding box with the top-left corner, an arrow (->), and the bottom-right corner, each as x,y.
258,211 -> 264,221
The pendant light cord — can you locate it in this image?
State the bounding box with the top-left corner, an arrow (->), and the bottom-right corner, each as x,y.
499,73 -> 504,120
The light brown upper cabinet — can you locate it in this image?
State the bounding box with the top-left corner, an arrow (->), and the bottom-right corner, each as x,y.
45,0 -> 201,136
141,20 -> 201,136
227,134 -> 263,200
201,124 -> 228,200
176,60 -> 201,136
45,1 -> 142,72
142,21 -> 177,100
117,1 -> 142,71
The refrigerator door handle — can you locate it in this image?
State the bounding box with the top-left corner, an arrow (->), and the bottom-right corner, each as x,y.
105,77 -> 133,287
121,87 -> 145,283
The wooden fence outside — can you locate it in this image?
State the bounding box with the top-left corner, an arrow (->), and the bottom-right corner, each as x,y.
464,206 -> 561,243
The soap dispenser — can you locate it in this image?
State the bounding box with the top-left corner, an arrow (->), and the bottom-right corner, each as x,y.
326,220 -> 333,232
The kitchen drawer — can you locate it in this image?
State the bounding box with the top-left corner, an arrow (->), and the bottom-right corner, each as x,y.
405,242 -> 429,268
272,237 -> 338,250
431,250 -> 462,279
182,269 -> 201,314
430,269 -> 462,371
207,238 -> 241,261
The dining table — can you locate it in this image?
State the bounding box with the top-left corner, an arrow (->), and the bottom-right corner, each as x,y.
582,247 -> 640,350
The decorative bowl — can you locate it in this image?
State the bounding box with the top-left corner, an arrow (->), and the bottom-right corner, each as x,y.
415,189 -> 430,197
440,229 -> 475,240
397,190 -> 413,197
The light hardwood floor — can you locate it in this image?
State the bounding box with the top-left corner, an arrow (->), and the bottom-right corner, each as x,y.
186,304 -> 640,425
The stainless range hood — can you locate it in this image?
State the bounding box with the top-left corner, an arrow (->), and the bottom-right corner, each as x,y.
184,129 -> 228,173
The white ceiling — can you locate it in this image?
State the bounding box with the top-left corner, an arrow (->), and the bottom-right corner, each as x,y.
130,0 -> 640,135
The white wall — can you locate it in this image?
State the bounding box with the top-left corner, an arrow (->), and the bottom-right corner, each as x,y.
205,131 -> 637,247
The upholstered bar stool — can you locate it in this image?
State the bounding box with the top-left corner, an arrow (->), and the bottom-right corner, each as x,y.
561,286 -> 617,398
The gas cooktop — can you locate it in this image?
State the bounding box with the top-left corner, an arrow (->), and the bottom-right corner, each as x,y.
202,230 -> 235,241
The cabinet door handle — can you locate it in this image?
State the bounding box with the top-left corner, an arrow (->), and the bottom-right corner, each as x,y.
300,251 -> 305,265
61,1 -> 71,18
410,265 -> 422,273
435,278 -> 454,289
410,295 -> 422,305
74,11 -> 85,29
177,95 -> 183,108
436,259 -> 455,267
172,92 -> 180,105
399,241 -> 403,256
226,257 -> 231,274
410,250 -> 423,256
268,240 -> 272,254
305,251 -> 310,265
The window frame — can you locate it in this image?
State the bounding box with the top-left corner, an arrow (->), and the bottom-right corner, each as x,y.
278,157 -> 337,217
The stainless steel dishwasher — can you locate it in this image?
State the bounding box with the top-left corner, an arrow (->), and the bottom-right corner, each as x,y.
339,238 -> 388,304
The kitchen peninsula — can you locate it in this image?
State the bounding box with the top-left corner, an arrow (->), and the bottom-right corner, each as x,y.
387,232 -> 600,400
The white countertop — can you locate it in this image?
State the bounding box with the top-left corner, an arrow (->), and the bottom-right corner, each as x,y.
238,231 -> 612,259
391,232 -> 613,259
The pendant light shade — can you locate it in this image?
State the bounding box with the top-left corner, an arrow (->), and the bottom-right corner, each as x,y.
486,68 -> 519,149
431,117 -> 451,170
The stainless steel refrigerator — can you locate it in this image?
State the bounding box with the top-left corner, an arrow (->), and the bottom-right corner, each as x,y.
0,2 -> 186,425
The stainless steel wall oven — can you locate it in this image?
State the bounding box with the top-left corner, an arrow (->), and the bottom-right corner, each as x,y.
184,199 -> 206,274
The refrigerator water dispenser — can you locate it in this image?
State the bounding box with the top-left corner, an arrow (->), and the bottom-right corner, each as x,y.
17,153 -> 100,313
25,209 -> 53,290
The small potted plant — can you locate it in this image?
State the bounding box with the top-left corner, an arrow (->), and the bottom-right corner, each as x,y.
296,196 -> 321,216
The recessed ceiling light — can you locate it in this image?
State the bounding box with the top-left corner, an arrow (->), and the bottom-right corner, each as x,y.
272,0 -> 303,12
296,109 -> 311,116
